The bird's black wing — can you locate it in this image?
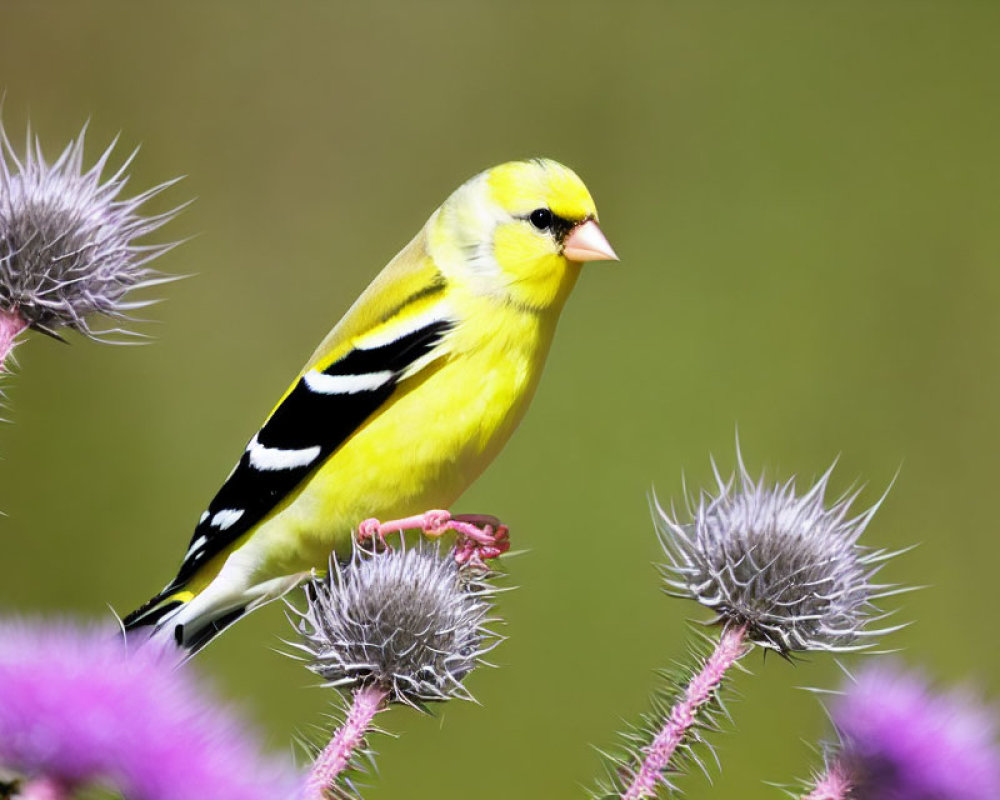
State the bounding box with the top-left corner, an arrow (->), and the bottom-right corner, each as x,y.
168,317 -> 453,589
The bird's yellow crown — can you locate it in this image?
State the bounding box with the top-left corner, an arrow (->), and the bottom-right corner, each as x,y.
486,158 -> 598,223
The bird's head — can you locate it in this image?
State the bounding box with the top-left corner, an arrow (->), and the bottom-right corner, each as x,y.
428,158 -> 617,311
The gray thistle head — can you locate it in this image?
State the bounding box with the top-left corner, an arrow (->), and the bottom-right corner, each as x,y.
292,542 -> 501,706
655,451 -> 898,654
0,120 -> 184,342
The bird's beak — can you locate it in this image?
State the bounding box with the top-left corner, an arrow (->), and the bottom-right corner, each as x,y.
563,219 -> 619,263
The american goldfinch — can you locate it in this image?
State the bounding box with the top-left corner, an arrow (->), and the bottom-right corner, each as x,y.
122,158 -> 617,652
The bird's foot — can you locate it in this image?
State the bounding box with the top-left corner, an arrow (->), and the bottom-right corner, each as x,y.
355,510 -> 509,567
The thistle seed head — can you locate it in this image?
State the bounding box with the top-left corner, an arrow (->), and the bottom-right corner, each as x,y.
655,451 -> 896,654
0,120 -> 184,341
292,542 -> 500,706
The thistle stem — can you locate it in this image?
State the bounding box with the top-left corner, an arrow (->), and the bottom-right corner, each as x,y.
0,307 -> 26,371
621,625 -> 749,800
305,684 -> 389,800
802,761 -> 852,800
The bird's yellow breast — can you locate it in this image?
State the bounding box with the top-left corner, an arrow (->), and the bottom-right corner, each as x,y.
243,289 -> 571,579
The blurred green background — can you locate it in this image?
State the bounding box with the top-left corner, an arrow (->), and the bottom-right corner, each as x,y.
2,2 -> 998,797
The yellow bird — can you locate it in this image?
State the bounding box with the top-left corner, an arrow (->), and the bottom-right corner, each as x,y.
122,158 -> 617,652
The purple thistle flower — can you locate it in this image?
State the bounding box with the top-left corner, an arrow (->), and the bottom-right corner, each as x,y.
0,617 -> 302,800
0,118 -> 183,348
831,663 -> 1000,800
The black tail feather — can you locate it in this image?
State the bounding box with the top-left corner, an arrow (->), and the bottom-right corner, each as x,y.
176,606 -> 247,654
122,590 -> 186,633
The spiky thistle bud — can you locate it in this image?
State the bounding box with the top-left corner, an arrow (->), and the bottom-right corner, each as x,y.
0,119 -> 183,348
295,542 -> 500,705
595,450 -> 901,800
291,542 -> 503,800
655,452 -> 896,654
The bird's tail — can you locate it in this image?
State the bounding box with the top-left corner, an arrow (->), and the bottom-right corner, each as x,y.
121,586 -> 247,655
121,586 -> 193,633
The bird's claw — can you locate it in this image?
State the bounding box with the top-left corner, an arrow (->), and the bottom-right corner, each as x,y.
356,517 -> 393,551
421,512 -> 510,567
453,521 -> 510,568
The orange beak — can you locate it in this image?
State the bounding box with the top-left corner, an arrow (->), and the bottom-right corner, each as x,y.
562,219 -> 619,263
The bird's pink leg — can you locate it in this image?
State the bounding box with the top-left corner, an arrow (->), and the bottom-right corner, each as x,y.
356,510 -> 509,566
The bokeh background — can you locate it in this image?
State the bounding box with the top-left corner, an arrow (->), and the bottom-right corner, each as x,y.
2,2 -> 998,798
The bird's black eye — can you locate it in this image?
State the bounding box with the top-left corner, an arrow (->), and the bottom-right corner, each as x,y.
529,208 -> 553,231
